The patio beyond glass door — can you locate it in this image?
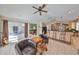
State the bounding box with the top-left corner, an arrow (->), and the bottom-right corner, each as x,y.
29,23 -> 37,38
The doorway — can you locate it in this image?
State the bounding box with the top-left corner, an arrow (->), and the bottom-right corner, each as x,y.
42,27 -> 47,34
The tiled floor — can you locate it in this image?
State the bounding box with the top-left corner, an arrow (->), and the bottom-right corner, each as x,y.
0,43 -> 16,55
44,39 -> 78,55
0,39 -> 78,55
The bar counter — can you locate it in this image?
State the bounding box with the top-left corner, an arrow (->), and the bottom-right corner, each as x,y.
48,31 -> 75,43
71,36 -> 79,50
48,31 -> 79,50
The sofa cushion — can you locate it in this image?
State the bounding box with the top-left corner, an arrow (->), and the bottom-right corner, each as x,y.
22,46 -> 36,55
18,39 -> 33,51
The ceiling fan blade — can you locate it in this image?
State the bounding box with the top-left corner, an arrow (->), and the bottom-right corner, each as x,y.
33,11 -> 39,14
41,4 -> 46,9
41,10 -> 47,13
39,12 -> 42,15
32,6 -> 38,10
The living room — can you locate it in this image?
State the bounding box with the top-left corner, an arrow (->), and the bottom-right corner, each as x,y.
0,4 -> 79,55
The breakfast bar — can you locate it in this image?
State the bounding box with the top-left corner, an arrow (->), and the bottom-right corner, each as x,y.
48,31 -> 74,43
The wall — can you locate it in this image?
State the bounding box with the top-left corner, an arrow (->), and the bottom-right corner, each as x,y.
0,20 -> 3,33
0,19 -> 3,45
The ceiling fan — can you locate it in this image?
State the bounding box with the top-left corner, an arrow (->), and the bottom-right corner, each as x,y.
32,4 -> 47,16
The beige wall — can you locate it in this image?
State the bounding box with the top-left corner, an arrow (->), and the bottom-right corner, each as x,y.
0,20 -> 3,34
0,19 -> 3,45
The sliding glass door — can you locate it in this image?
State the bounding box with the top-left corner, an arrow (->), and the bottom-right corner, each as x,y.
8,22 -> 25,43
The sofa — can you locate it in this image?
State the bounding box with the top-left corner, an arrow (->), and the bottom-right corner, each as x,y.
15,39 -> 37,55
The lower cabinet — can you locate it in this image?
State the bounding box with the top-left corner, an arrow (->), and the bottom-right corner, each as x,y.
48,31 -> 73,43
71,36 -> 79,50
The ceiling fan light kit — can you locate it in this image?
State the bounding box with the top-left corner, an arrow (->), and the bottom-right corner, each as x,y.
32,4 -> 47,16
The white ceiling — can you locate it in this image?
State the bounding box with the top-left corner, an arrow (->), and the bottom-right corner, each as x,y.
0,4 -> 79,23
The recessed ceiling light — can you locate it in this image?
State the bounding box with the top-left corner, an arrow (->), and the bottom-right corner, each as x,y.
67,9 -> 72,14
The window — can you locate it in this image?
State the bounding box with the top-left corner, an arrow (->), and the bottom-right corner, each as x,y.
13,26 -> 18,34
